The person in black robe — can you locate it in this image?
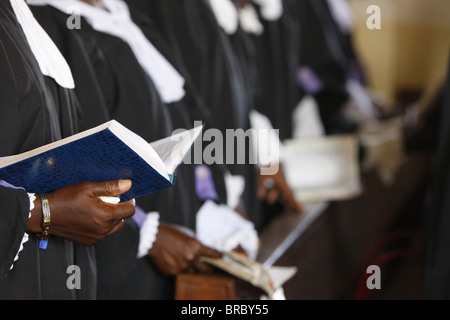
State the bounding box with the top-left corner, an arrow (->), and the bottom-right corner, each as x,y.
29,0 -> 230,300
244,0 -> 304,142
0,0 -> 135,300
230,0 -> 304,227
127,0 -> 304,231
130,0 -> 260,225
423,57 -> 450,299
295,0 -> 360,135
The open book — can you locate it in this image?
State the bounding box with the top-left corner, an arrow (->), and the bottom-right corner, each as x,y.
0,120 -> 203,202
282,134 -> 362,203
201,251 -> 297,298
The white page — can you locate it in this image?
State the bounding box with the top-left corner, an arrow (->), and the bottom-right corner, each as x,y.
267,266 -> 298,289
150,125 -> 203,174
282,134 -> 361,203
0,156 -> 14,166
109,121 -> 169,180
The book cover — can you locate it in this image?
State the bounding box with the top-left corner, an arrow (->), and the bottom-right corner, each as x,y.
0,120 -> 202,202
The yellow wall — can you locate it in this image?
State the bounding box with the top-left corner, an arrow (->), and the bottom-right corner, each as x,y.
348,0 -> 450,104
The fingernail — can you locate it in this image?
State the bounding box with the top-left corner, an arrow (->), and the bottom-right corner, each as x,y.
119,180 -> 132,191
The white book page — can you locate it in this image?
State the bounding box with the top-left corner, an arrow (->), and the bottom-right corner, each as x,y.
0,156 -> 14,166
150,125 -> 203,174
109,122 -> 169,180
267,266 -> 298,289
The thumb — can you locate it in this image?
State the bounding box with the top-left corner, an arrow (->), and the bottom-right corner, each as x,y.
90,180 -> 132,197
199,245 -> 222,259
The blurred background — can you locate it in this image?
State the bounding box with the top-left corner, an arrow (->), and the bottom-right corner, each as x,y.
119,0 -> 450,300
252,0 -> 450,300
349,0 -> 449,107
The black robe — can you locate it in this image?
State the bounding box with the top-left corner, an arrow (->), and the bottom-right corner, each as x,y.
30,3 -> 227,300
126,0 -> 262,230
0,0 -> 95,300
424,58 -> 450,299
296,0 -> 360,135
227,5 -> 302,225
250,0 -> 304,141
131,10 -> 229,207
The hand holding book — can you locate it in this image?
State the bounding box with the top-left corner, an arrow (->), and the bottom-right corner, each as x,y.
0,120 -> 203,247
27,180 -> 135,247
0,120 -> 203,201
147,224 -> 222,276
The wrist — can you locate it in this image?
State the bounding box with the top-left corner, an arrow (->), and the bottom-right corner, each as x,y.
26,194 -> 44,233
26,193 -> 53,250
39,193 -> 51,249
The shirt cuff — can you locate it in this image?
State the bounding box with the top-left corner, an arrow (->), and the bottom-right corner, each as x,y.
136,212 -> 160,259
249,109 -> 286,169
10,193 -> 35,270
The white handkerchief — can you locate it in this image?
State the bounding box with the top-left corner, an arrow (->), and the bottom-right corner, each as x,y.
196,200 -> 259,259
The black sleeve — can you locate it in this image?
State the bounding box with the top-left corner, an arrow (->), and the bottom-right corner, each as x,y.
0,25 -> 36,279
0,36 -> 24,154
94,218 -> 140,299
424,57 -> 450,299
29,6 -> 111,130
0,186 -> 31,279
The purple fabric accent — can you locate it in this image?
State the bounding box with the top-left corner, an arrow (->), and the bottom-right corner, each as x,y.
0,180 -> 25,191
132,205 -> 147,229
347,60 -> 366,84
297,66 -> 324,94
195,164 -> 218,201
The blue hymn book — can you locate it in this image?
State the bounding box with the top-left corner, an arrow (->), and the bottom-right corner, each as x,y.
0,120 -> 203,202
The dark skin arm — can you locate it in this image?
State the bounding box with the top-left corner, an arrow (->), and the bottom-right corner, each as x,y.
80,0 -> 104,7
232,0 -> 301,213
27,180 -> 135,247
258,165 -> 304,213
147,224 -> 222,276
235,0 -> 252,8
